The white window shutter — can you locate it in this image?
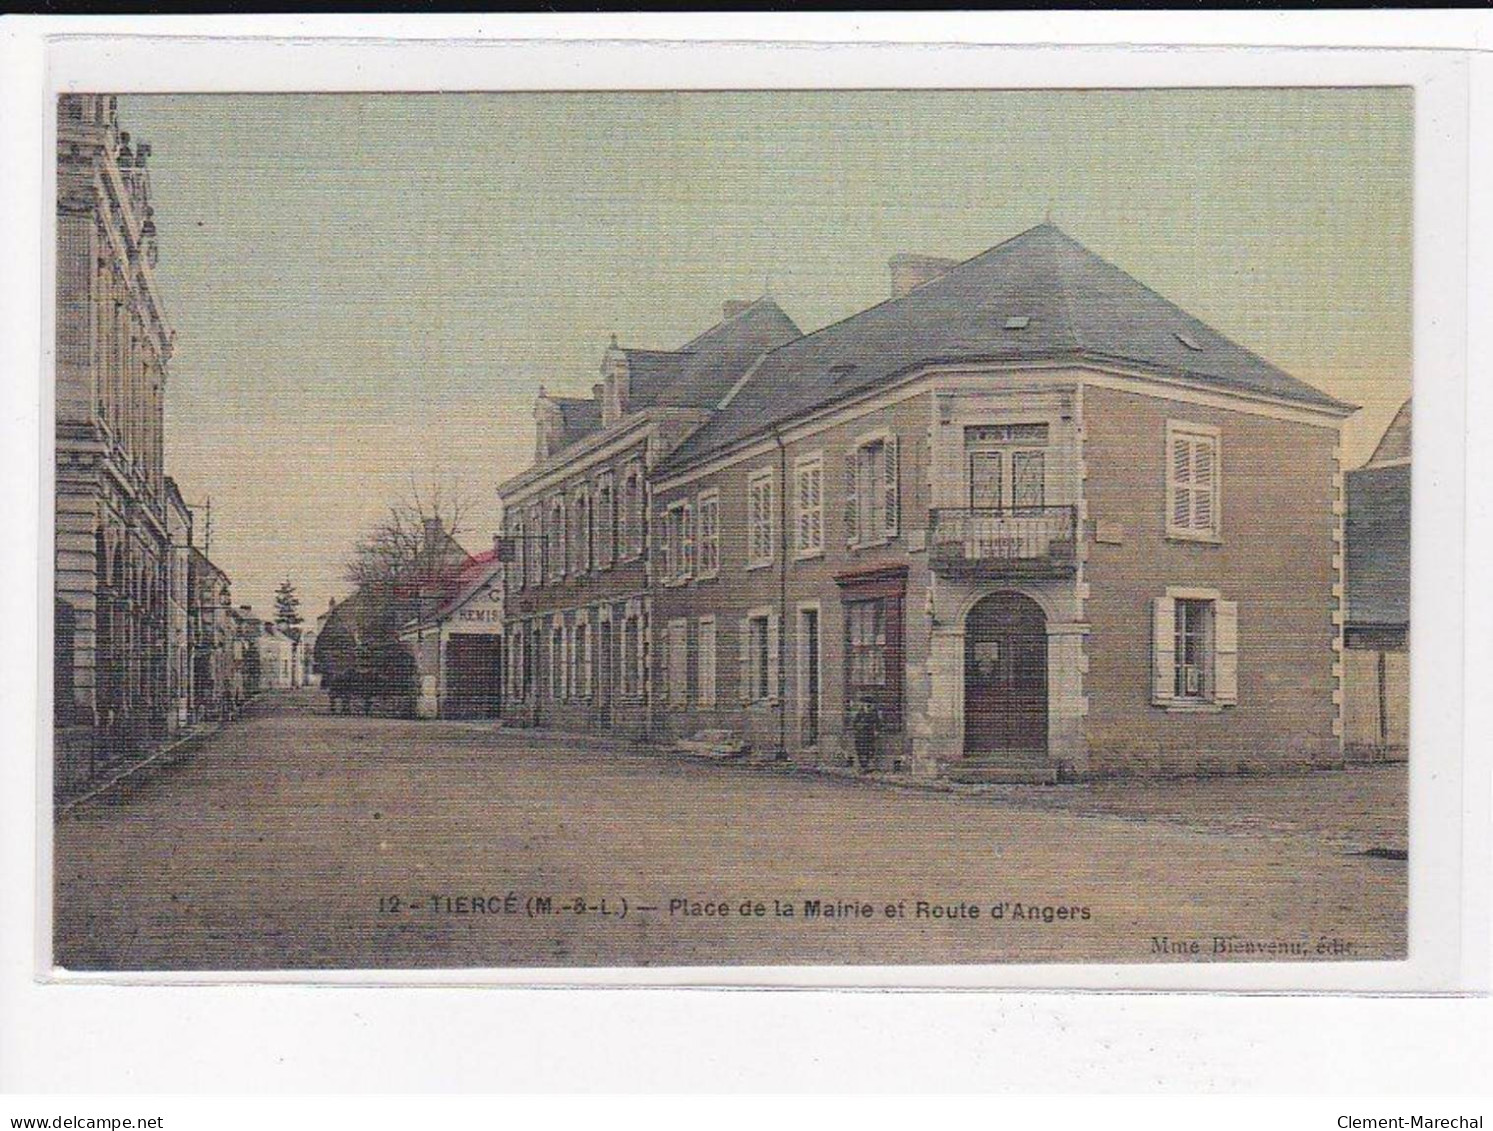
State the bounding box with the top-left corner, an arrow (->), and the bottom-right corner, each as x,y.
1170,436 -> 1191,529
1193,440 -> 1215,532
810,465 -> 823,550
739,618 -> 752,704
767,612 -> 780,703
1152,596 -> 1176,703
883,436 -> 900,537
845,451 -> 859,547
683,503 -> 695,578
1214,599 -> 1238,705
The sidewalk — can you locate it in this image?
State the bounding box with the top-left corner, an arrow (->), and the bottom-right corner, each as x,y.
59,720 -> 224,812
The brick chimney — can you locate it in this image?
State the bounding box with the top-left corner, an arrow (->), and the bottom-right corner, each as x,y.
889,254 -> 958,299
722,299 -> 754,320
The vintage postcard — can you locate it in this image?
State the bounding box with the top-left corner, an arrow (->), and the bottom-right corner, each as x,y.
36,36 -> 1474,989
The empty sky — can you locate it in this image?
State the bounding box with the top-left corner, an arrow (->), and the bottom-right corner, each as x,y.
119,89 -> 1412,618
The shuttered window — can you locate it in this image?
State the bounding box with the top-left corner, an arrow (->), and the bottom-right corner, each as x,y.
622,613 -> 641,696
621,462 -> 644,561
511,518 -> 525,591
697,492 -> 720,578
1166,422 -> 1221,539
667,619 -> 688,706
594,474 -> 615,570
848,434 -> 900,547
1152,591 -> 1238,708
748,470 -> 775,568
527,505 -> 543,586
575,618 -> 590,699
548,497 -> 566,581
697,617 -> 717,706
739,611 -> 777,703
794,454 -> 824,558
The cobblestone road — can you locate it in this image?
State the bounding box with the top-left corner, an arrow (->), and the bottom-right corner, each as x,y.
53,691 -> 1407,971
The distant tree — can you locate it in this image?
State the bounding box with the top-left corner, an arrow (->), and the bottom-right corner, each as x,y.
324,477 -> 474,703
274,577 -> 303,643
344,476 -> 472,592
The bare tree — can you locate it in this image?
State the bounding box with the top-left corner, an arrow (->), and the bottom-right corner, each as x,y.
343,475 -> 473,590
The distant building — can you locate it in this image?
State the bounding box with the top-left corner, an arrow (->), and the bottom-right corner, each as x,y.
164,478 -> 193,732
255,620 -> 297,690
188,548 -> 234,722
399,542 -> 504,719
1343,399 -> 1410,760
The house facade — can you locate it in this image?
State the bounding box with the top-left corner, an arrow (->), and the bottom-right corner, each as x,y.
400,544 -> 505,719
646,224 -> 1354,780
187,547 -> 234,722
255,620 -> 297,690
1342,399 -> 1410,760
497,299 -> 802,739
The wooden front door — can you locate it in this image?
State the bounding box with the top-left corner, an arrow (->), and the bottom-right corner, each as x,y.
964,592 -> 1048,755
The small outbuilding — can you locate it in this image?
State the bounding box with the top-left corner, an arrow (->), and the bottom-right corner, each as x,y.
399,543 -> 505,720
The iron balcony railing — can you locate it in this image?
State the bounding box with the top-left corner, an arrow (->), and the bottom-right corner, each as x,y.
929,505 -> 1079,577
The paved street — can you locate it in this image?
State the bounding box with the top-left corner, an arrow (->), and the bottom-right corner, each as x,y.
54,690 -> 1407,971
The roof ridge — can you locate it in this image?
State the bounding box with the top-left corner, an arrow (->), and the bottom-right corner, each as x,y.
1046,224 -> 1084,351
618,346 -> 688,360
747,221 -> 1055,359
677,294 -> 779,351
1045,226 -> 1300,384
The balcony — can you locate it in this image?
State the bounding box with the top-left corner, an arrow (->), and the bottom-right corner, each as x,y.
929,505 -> 1078,580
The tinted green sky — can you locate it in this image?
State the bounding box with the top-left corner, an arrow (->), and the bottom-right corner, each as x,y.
120,89 -> 1412,616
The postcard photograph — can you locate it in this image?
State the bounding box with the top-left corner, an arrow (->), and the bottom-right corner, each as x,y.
46,80 -> 1419,975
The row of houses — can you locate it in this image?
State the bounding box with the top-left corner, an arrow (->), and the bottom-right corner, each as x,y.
52,95 -> 325,795
491,223 -> 1409,782
53,94 -> 246,794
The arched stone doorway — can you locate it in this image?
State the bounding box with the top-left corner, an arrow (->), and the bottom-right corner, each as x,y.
963,591 -> 1048,756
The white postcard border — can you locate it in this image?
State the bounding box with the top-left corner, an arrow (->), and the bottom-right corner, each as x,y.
9,24 -> 1483,998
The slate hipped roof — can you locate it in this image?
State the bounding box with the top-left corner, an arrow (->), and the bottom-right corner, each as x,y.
618,297 -> 803,411
552,396 -> 602,444
662,223 -> 1352,472
505,298 -> 803,481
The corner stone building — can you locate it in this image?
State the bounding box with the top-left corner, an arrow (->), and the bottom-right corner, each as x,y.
649,225 -> 1355,781
54,95 -> 175,782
